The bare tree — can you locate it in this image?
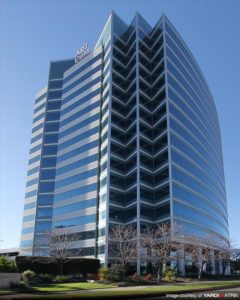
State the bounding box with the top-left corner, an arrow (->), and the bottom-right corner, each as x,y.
141,222 -> 178,281
108,224 -> 137,272
26,231 -> 83,275
185,234 -> 218,279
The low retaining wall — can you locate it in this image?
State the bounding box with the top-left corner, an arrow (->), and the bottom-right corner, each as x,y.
0,273 -> 20,288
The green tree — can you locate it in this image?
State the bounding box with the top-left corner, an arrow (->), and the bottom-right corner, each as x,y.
0,256 -> 17,272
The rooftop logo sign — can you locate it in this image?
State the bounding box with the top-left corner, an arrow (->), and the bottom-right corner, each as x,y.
75,43 -> 90,63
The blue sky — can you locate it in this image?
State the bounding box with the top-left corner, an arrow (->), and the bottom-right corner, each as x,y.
1,0 -> 239,249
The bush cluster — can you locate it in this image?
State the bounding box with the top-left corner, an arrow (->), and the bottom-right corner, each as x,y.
0,257 -> 17,273
16,256 -> 100,275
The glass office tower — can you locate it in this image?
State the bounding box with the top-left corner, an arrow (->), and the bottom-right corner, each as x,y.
20,12 -> 229,273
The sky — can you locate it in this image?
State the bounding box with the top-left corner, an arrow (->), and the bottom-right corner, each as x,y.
0,0 -> 240,250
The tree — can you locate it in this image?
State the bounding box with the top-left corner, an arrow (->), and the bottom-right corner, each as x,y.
141,222 -> 178,281
22,231 -> 83,275
0,256 -> 17,273
108,224 -> 137,274
185,234 -> 219,279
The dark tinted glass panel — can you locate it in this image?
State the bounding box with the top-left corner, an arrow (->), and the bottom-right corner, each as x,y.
42,145 -> 58,156
41,157 -> 57,168
46,111 -> 61,121
45,122 -> 59,133
49,80 -> 63,89
63,54 -> 102,84
48,90 -> 62,100
44,134 -> 59,144
49,60 -> 74,80
37,208 -> 53,218
40,169 -> 56,180
38,194 -> 54,205
39,181 -> 55,193
35,221 -> 52,233
48,101 -> 61,111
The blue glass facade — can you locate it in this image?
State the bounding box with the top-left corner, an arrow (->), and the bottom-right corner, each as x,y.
20,60 -> 75,255
20,12 -> 229,271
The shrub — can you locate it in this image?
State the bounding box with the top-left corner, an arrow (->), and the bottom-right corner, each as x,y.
144,273 -> 153,281
0,257 -> 17,273
35,273 -> 54,283
117,281 -> 132,287
109,264 -> 125,281
163,267 -> 176,281
9,281 -> 27,290
21,270 -> 36,284
87,273 -> 98,281
98,267 -> 109,280
131,272 -> 140,282
55,275 -> 71,283
16,256 -> 100,275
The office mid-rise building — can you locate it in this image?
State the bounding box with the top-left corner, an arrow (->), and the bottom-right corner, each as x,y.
20,12 -> 229,273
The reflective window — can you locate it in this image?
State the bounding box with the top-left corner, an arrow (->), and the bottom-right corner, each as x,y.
31,133 -> 42,144
42,145 -> 58,156
63,65 -> 102,94
63,54 -> 102,84
21,227 -> 34,235
39,181 -> 55,193
53,199 -> 96,216
49,80 -> 63,89
61,89 -> 100,116
20,240 -> 33,248
33,112 -> 45,123
58,140 -> 98,163
63,77 -> 101,105
28,155 -> 41,165
32,123 -> 44,134
25,190 -> 37,199
58,126 -> 99,151
54,183 -> 97,202
38,194 -> 53,206
37,207 -> 53,218
41,157 -> 57,168
60,101 -> 100,127
24,202 -> 36,211
59,114 -> 99,139
44,134 -> 59,144
26,177 -> 38,187
35,221 -> 52,233
56,154 -> 98,176
34,102 -> 45,114
48,101 -> 61,111
46,111 -> 61,121
23,214 -> 35,222
30,144 -> 42,154
48,90 -> 62,100
53,214 -> 96,228
40,169 -> 56,180
55,168 -> 97,189
35,93 -> 47,104
27,166 -> 40,176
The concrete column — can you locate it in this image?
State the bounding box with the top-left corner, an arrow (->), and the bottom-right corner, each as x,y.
218,254 -> 223,275
225,261 -> 231,275
210,250 -> 215,275
197,247 -> 203,269
178,244 -> 185,276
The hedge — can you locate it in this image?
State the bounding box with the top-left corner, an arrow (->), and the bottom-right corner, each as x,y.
16,256 -> 100,275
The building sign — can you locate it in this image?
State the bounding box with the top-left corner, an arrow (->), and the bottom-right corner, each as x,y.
75,43 -> 90,63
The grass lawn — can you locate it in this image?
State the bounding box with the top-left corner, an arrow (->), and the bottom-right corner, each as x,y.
0,289 -> 15,295
28,280 -> 240,298
30,282 -> 116,292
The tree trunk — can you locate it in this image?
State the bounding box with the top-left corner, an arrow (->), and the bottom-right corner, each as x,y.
157,262 -> 162,282
60,260 -> 63,276
198,265 -> 203,280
